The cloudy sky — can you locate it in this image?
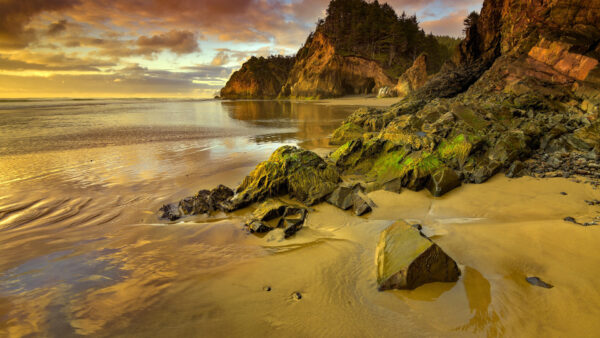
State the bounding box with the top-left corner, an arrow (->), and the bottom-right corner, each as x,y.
0,0 -> 482,98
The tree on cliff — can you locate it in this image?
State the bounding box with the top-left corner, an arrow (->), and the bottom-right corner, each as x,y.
318,0 -> 456,78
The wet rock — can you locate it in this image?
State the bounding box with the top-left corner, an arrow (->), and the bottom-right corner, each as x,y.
426,167 -> 461,197
382,177 -> 403,193
210,185 -> 234,210
179,190 -> 212,215
506,160 -> 525,178
246,219 -> 274,233
376,221 -> 460,291
252,199 -> 287,221
330,123 -> 365,145
563,216 -> 578,224
278,207 -> 308,238
292,292 -> 302,300
326,186 -> 356,210
526,277 -> 554,289
353,191 -> 374,216
158,203 -> 181,221
231,146 -> 340,209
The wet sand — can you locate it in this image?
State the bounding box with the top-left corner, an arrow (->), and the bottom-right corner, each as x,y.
302,95 -> 402,107
1,99 -> 600,337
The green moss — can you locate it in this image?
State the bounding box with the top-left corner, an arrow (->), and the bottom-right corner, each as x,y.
329,141 -> 352,162
368,149 -> 409,182
330,122 -> 365,145
435,133 -> 476,165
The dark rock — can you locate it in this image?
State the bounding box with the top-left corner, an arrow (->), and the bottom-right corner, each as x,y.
252,199 -> 288,221
292,292 -> 302,300
279,207 -> 308,238
210,185 -> 234,210
179,190 -> 212,216
506,160 -> 525,178
246,220 -> 274,233
560,192 -> 568,196
383,178 -> 403,193
563,216 -> 577,224
353,191 -> 374,216
326,186 -> 356,210
263,286 -> 272,292
158,203 -> 181,221
427,167 -> 461,197
526,277 -> 554,289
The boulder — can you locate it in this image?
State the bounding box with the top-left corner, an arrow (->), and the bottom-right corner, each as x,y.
210,185 -> 234,210
158,184 -> 236,220
376,221 -> 460,290
426,167 -> 461,197
326,186 -> 355,210
396,54 -> 428,97
230,146 -> 340,209
329,123 -> 365,145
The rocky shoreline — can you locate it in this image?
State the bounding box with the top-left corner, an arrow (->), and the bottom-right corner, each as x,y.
159,0 -> 600,291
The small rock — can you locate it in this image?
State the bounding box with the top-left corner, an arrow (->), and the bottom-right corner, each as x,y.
158,203 -> 181,221
560,192 -> 568,195
564,216 -> 578,224
353,191 -> 374,216
263,286 -> 272,292
526,277 -> 554,289
252,199 -> 288,221
279,207 -> 308,238
292,292 -> 302,300
247,220 -> 274,233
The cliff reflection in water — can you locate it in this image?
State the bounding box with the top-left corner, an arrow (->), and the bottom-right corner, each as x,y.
221,100 -> 356,148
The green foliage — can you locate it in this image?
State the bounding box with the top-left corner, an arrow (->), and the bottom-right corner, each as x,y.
316,0 -> 457,77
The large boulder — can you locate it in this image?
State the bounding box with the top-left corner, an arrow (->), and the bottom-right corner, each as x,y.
231,146 -> 340,209
376,221 -> 461,290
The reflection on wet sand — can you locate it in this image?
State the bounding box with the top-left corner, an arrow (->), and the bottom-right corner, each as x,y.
456,267 -> 502,336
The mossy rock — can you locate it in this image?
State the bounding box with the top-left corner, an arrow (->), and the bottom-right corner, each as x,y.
330,122 -> 365,145
231,146 -> 340,208
376,221 -> 460,290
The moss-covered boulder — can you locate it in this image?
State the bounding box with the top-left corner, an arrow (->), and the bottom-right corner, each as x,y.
329,122 -> 365,145
376,221 -> 461,291
231,146 -> 340,209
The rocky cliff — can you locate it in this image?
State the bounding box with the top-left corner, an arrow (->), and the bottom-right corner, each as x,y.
279,31 -> 396,98
221,0 -> 457,99
328,0 -> 600,195
220,55 -> 295,99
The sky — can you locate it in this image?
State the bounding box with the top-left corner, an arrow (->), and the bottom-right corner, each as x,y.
0,0 -> 483,98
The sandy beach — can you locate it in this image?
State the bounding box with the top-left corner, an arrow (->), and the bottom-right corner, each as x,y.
1,99 -> 599,337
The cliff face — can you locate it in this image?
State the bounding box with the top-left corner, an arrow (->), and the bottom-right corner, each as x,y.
220,56 -> 295,99
221,0 -> 457,99
395,54 -> 428,97
279,31 -> 395,98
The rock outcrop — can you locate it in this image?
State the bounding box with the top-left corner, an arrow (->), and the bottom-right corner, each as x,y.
280,31 -> 395,98
395,54 -> 429,97
230,146 -> 341,209
221,0 -> 457,99
376,221 -> 461,290
326,0 -> 600,196
220,55 -> 295,99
